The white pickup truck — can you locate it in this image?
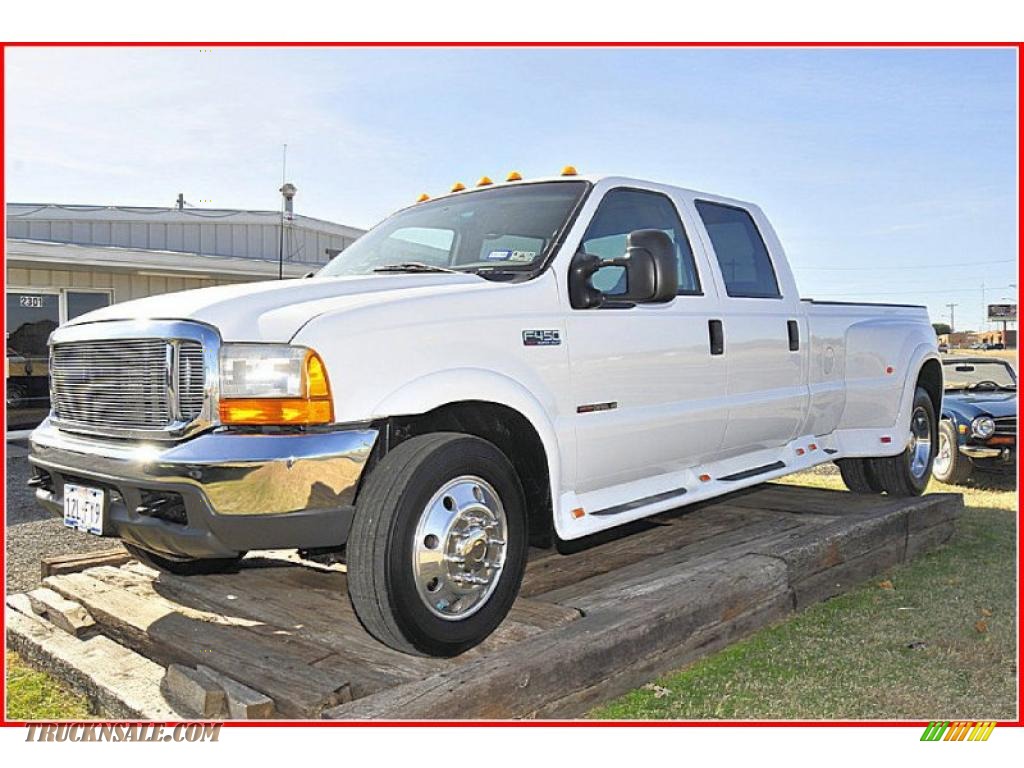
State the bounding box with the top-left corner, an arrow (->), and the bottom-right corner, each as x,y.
29,171 -> 941,656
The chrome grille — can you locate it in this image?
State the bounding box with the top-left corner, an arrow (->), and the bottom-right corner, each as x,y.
51,338 -> 206,434
176,342 -> 205,419
994,416 -> 1016,436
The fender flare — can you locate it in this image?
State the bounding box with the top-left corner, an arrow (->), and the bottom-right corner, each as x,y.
895,343 -> 942,436
371,367 -> 565,524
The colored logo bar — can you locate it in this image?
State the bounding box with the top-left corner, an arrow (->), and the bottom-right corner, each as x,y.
920,721 -> 997,741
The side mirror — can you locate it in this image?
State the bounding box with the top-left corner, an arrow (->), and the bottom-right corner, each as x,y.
569,229 -> 678,309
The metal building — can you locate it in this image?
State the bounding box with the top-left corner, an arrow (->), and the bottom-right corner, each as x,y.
5,201 -> 365,428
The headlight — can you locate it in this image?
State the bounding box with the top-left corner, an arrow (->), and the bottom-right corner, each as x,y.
218,344 -> 333,425
971,416 -> 996,439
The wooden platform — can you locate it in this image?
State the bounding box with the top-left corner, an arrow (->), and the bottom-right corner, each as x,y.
6,484 -> 962,720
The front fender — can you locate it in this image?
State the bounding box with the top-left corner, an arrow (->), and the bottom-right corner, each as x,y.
371,368 -> 568,532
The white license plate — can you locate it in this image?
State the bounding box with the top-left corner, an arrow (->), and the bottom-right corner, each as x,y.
63,483 -> 105,535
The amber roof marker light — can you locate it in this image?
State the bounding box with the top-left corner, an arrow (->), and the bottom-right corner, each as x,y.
416,193 -> 430,203
506,171 -> 523,181
477,176 -> 493,186
561,165 -> 578,176
450,181 -> 466,192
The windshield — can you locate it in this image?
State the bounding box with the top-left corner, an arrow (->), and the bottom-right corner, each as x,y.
319,181 -> 588,278
942,360 -> 1017,391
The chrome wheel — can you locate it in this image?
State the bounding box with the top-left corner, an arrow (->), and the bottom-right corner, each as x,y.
412,475 -> 508,621
933,428 -> 952,477
907,405 -> 933,480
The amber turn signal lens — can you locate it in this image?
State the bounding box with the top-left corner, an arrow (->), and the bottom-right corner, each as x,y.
219,398 -> 332,425
220,350 -> 333,425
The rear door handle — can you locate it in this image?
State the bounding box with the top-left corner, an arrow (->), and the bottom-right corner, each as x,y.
708,319 -> 724,356
787,320 -> 800,351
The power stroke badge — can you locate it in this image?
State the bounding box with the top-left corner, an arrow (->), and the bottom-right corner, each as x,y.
522,329 -> 561,347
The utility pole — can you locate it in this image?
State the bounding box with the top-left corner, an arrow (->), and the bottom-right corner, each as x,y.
980,282 -> 986,331
946,303 -> 958,334
278,144 -> 288,280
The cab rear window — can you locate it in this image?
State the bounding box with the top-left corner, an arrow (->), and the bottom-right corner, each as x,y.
695,201 -> 781,299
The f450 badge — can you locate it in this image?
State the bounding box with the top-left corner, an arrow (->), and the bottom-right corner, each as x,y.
522,329 -> 561,347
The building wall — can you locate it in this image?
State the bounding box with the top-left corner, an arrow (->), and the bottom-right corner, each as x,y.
7,207 -> 362,268
6,265 -> 240,303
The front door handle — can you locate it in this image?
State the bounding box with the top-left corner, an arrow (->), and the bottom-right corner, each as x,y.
787,320 -> 800,351
708,319 -> 724,356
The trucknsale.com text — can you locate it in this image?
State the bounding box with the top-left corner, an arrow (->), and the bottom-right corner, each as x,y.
24,723 -> 223,743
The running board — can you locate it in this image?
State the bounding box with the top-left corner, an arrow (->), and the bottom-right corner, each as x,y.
590,486 -> 688,517
718,460 -> 786,482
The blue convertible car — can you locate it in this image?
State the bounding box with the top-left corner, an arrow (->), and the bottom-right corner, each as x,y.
932,357 -> 1017,484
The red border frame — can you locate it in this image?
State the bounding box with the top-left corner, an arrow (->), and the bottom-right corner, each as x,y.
0,40 -> 1020,730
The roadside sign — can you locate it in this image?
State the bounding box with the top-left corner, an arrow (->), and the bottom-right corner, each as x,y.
987,303 -> 1017,322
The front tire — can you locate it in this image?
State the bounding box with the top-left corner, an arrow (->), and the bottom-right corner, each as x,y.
931,419 -> 973,485
869,385 -> 937,496
347,432 -> 528,657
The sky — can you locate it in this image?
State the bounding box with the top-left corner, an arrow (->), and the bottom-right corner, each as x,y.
5,47 -> 1018,331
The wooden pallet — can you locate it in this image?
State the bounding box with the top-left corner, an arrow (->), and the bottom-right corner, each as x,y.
5,484 -> 962,720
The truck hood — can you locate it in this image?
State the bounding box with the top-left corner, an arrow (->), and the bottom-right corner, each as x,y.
69,273 -> 491,342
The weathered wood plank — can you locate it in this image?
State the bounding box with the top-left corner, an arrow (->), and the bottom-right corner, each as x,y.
196,665 -> 276,719
324,554 -> 789,720
44,570 -> 352,718
41,549 -> 131,579
905,519 -> 956,562
539,516 -> 805,610
6,595 -> 181,719
26,587 -> 96,637
789,538 -> 906,610
520,506 -> 780,598
530,594 -> 793,718
904,493 -> 963,533
753,510 -> 908,584
161,664 -> 226,717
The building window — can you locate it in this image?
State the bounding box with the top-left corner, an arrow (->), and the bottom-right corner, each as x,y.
6,287 -> 113,429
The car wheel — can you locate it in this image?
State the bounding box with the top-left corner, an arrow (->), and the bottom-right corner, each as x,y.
931,420 -> 973,485
6,383 -> 27,409
836,458 -> 884,494
124,543 -> 246,576
869,386 -> 937,497
347,432 -> 528,657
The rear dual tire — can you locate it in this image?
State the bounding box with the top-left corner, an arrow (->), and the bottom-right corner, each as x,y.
837,385 -> 936,497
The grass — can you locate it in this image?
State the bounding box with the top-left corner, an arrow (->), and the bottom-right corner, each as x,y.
591,470 -> 1017,720
5,650 -> 91,720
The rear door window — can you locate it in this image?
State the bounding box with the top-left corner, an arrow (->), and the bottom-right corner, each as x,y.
695,201 -> 781,299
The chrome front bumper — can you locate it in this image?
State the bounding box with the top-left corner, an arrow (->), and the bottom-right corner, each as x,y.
961,444 -> 1014,460
28,419 -> 378,559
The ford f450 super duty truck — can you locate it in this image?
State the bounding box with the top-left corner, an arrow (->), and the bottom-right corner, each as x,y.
29,172 -> 941,656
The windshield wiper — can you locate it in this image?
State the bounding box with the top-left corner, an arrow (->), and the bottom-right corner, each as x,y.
373,262 -> 459,274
